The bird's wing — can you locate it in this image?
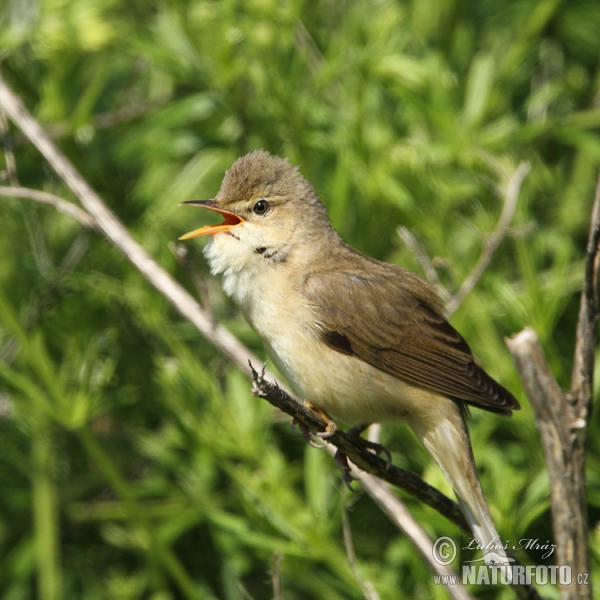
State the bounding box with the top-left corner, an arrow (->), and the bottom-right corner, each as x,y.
304,263 -> 519,415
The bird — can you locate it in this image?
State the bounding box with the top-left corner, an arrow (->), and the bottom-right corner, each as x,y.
179,149 -> 519,565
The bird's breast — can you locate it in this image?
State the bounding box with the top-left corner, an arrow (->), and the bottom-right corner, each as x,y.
207,238 -> 443,426
240,280 -> 436,426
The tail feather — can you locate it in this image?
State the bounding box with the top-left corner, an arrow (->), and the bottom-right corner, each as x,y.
408,401 -> 513,579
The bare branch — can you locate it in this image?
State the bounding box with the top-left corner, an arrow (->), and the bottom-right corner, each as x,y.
505,177 -> 599,600
355,476 -> 476,600
271,552 -> 282,600
0,108 -> 19,185
446,162 -> 530,316
0,185 -> 98,230
506,330 -> 591,600
571,170 -> 600,408
12,96 -> 171,146
1,234 -> 90,364
506,327 -> 571,464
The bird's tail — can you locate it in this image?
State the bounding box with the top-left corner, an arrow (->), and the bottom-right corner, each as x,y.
409,402 -> 513,578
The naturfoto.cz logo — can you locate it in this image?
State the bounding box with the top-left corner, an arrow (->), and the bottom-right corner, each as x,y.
432,536 -> 589,586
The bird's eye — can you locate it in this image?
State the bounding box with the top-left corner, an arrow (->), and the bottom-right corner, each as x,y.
253,199 -> 270,215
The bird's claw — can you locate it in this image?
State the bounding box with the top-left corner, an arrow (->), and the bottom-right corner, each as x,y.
361,439 -> 393,470
290,418 -> 327,448
334,450 -> 356,491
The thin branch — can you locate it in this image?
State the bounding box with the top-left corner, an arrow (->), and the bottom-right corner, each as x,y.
168,241 -> 216,326
354,476 -> 477,600
12,96 -> 171,146
397,225 -> 451,303
0,234 -> 90,364
294,20 -> 325,76
397,163 -> 529,316
506,327 -> 571,472
571,170 -> 600,407
506,329 -> 591,600
271,552 -> 283,600
0,186 -> 98,230
236,582 -> 257,600
0,108 -> 19,185
446,161 -> 530,316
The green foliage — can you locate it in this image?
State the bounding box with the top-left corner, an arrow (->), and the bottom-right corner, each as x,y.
1,0 -> 599,598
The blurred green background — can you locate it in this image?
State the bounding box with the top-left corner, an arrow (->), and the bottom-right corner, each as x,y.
0,0 -> 599,598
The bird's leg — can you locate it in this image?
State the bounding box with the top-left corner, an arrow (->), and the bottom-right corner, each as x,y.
333,448 -> 356,490
305,402 -> 338,438
290,408 -> 393,490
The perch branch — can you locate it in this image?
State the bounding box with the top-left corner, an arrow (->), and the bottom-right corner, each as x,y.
250,363 -> 540,600
249,361 -> 469,531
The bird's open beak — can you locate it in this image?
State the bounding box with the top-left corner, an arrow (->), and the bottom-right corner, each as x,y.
178,200 -> 245,239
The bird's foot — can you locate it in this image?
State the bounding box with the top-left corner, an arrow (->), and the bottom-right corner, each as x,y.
290,418 -> 328,448
290,402 -> 337,448
349,425 -> 393,470
334,424 -> 393,491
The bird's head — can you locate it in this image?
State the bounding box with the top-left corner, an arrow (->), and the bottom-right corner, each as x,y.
179,150 -> 334,272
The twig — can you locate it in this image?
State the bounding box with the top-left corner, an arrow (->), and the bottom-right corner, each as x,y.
397,226 -> 451,302
446,161 -> 530,316
0,108 -> 18,184
11,96 -> 171,146
354,477 -> 476,600
341,503 -> 381,600
236,582 -> 257,600
168,241 -> 216,325
271,552 -> 282,600
571,171 -> 600,406
0,186 -> 98,230
294,20 -> 325,76
0,234 -> 90,364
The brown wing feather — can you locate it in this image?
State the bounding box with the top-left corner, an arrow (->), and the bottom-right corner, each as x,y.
304,254 -> 519,415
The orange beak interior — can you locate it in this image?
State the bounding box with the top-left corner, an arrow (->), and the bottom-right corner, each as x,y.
178,200 -> 244,240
